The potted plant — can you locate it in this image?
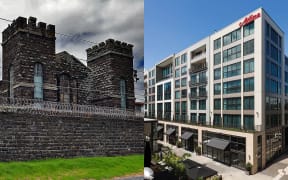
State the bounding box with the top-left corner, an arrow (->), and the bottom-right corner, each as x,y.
195,146 -> 201,155
176,140 -> 182,148
245,162 -> 252,175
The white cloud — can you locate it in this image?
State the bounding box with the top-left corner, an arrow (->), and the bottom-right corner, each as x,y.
0,0 -> 144,101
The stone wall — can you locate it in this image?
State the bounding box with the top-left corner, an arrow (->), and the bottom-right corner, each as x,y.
0,112 -> 143,161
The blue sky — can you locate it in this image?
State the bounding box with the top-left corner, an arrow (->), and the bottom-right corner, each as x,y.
145,0 -> 288,69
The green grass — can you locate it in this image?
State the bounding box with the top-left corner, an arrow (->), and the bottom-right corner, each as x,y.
0,154 -> 143,180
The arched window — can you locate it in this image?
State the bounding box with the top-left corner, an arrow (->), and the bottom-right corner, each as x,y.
120,78 -> 126,109
9,66 -> 14,98
60,74 -> 70,103
34,63 -> 43,99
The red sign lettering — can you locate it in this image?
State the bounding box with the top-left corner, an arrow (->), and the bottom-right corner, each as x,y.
239,13 -> 261,27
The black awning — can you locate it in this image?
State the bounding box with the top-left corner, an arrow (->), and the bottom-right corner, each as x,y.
157,126 -> 163,131
183,159 -> 217,179
181,132 -> 193,140
206,138 -> 230,150
166,128 -> 176,136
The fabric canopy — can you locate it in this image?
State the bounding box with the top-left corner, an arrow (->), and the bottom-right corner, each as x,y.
166,128 -> 175,136
181,132 -> 193,140
206,138 -> 230,150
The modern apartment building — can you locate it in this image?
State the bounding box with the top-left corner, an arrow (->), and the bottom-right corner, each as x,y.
144,8 -> 288,174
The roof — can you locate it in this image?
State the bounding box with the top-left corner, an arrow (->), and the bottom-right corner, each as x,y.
166,128 -> 175,136
56,51 -> 89,70
206,138 -> 230,150
181,132 -> 193,140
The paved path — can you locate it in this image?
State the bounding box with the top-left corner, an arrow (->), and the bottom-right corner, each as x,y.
158,142 -> 282,180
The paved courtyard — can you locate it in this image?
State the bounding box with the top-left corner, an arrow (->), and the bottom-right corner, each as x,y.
158,142 -> 288,180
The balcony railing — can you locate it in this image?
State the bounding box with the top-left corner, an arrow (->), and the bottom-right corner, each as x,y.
189,92 -> 207,99
0,96 -> 143,119
190,63 -> 208,73
189,77 -> 207,87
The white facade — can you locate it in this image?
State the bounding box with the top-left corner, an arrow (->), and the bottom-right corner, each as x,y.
145,8 -> 288,173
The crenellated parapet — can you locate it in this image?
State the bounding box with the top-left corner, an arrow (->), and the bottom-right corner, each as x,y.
86,39 -> 133,61
2,16 -> 55,43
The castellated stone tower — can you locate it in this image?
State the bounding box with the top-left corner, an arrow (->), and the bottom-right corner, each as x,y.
86,39 -> 135,110
2,16 -> 57,101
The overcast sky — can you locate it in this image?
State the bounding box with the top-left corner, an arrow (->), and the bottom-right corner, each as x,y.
0,0 -> 144,102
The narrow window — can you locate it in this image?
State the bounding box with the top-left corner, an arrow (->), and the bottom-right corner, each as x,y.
60,74 -> 70,103
120,78 -> 126,109
34,63 -> 43,99
9,66 -> 14,98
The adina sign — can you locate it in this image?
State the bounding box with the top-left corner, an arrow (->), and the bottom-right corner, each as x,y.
239,12 -> 261,27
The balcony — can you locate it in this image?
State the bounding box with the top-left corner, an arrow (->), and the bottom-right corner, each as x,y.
191,51 -> 206,62
190,62 -> 207,74
189,77 -> 207,87
189,92 -> 207,99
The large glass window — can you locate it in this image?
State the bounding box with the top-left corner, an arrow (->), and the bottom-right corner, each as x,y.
181,78 -> 187,87
223,28 -> 241,46
181,101 -> 187,115
191,100 -> 197,110
157,84 -> 163,100
157,103 -> 163,119
223,44 -> 241,62
271,28 -> 279,45
243,39 -> 254,56
175,80 -> 180,88
214,52 -> 221,65
164,102 -> 171,120
175,57 -> 180,67
243,22 -> 254,37
244,78 -> 254,92
214,83 -> 221,95
199,100 -> 206,110
34,63 -> 43,99
223,80 -> 241,94
223,62 -> 241,78
270,44 -> 278,61
175,91 -> 180,99
181,89 -> 187,98
190,74 -> 197,84
214,99 -> 221,110
164,82 -> 171,100
191,113 -> 197,124
223,115 -> 241,129
175,69 -> 180,78
244,58 -> 254,74
223,98 -> 241,110
199,114 -> 206,125
214,114 -> 221,126
181,53 -> 187,64
244,96 -> 254,110
244,115 -> 254,130
214,68 -> 221,80
181,66 -> 187,75
162,65 -> 172,79
214,38 -> 221,50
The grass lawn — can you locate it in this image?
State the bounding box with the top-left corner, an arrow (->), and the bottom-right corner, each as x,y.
0,154 -> 143,180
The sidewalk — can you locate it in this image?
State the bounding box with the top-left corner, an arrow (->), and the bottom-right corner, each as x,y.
158,141 -> 273,180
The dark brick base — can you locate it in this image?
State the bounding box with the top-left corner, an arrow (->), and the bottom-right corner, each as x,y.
0,112 -> 143,161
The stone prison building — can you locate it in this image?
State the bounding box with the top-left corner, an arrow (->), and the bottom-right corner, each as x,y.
0,16 -> 143,161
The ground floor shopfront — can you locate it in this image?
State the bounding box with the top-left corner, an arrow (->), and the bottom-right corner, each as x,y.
158,120 -> 288,174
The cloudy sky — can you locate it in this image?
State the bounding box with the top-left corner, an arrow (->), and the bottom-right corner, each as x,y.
0,0 -> 144,102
